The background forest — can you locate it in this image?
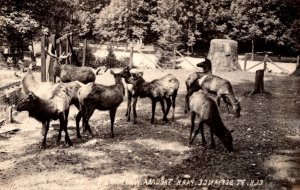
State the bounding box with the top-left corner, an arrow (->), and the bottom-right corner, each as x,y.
0,0 -> 299,56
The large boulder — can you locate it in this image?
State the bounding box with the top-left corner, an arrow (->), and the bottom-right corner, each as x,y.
208,39 -> 241,72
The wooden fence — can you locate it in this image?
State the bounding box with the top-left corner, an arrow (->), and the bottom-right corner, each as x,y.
41,33 -> 86,82
243,53 -> 298,74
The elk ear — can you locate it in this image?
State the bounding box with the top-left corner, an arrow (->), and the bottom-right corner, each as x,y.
238,97 -> 243,103
138,72 -> 144,77
27,92 -> 34,100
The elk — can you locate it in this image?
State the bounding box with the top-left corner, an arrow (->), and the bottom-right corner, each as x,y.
189,75 -> 241,117
75,69 -> 127,138
117,67 -> 143,119
47,51 -> 106,84
16,83 -> 73,148
126,72 -> 180,124
185,58 -> 212,113
189,91 -> 234,152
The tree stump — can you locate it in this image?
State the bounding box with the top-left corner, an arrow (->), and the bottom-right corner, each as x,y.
251,69 -> 265,94
291,59 -> 300,76
208,39 -> 241,73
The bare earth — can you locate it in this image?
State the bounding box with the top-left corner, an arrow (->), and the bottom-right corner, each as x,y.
0,69 -> 299,190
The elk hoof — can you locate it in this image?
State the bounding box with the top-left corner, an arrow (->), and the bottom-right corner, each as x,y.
40,143 -> 47,149
163,117 -> 169,123
56,135 -> 61,142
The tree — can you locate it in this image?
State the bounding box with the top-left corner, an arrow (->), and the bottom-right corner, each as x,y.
229,0 -> 286,60
94,0 -> 156,43
0,1 -> 39,60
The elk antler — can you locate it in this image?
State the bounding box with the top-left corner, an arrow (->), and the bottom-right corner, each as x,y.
59,52 -> 71,59
47,49 -> 58,58
46,50 -> 71,60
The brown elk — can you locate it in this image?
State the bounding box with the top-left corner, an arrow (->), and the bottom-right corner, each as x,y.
47,51 -> 106,84
189,75 -> 241,117
76,69 -> 128,138
189,91 -> 234,152
126,72 -> 180,124
185,58 -> 212,113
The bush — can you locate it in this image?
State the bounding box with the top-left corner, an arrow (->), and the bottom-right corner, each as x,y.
157,50 -> 173,68
97,45 -> 129,68
75,46 -> 98,68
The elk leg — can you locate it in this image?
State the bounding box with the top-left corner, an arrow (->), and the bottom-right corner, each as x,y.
184,83 -> 190,113
109,108 -> 117,138
210,129 -> 216,148
185,92 -> 192,113
216,95 -> 221,107
132,96 -> 138,124
189,119 -> 203,145
126,91 -> 132,121
41,120 -> 50,149
57,120 -> 62,143
83,108 -> 95,137
75,110 -> 83,138
171,90 -> 177,121
222,96 -> 231,114
189,111 -> 196,143
59,113 -> 73,147
151,99 -> 157,124
200,121 -> 206,145
160,99 -> 168,123
58,109 -> 69,142
164,98 -> 171,123
64,109 -> 69,128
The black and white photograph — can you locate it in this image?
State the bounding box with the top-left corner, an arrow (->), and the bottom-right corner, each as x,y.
0,0 -> 299,189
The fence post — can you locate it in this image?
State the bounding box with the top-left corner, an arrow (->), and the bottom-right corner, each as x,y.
82,39 -> 87,66
7,106 -> 13,123
58,40 -> 63,63
66,34 -> 69,64
244,53 -> 248,71
49,35 -> 56,82
69,33 -> 73,65
129,42 -> 133,68
41,35 -> 46,82
173,46 -> 176,69
263,54 -> 268,71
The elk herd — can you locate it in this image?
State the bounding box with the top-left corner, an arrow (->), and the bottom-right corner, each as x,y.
14,55 -> 241,152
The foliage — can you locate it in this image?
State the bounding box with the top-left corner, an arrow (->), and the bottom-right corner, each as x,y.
0,1 -> 39,54
229,0 -> 286,46
97,45 -> 128,68
0,0 -> 299,55
74,45 -> 97,68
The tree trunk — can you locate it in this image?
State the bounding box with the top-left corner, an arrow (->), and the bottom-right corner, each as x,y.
207,39 -> 241,73
251,39 -> 254,61
251,69 -> 265,94
291,56 -> 300,76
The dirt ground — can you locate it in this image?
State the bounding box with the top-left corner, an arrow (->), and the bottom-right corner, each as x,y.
0,69 -> 299,190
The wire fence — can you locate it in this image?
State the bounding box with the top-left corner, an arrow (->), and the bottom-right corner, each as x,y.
0,82 -> 24,126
